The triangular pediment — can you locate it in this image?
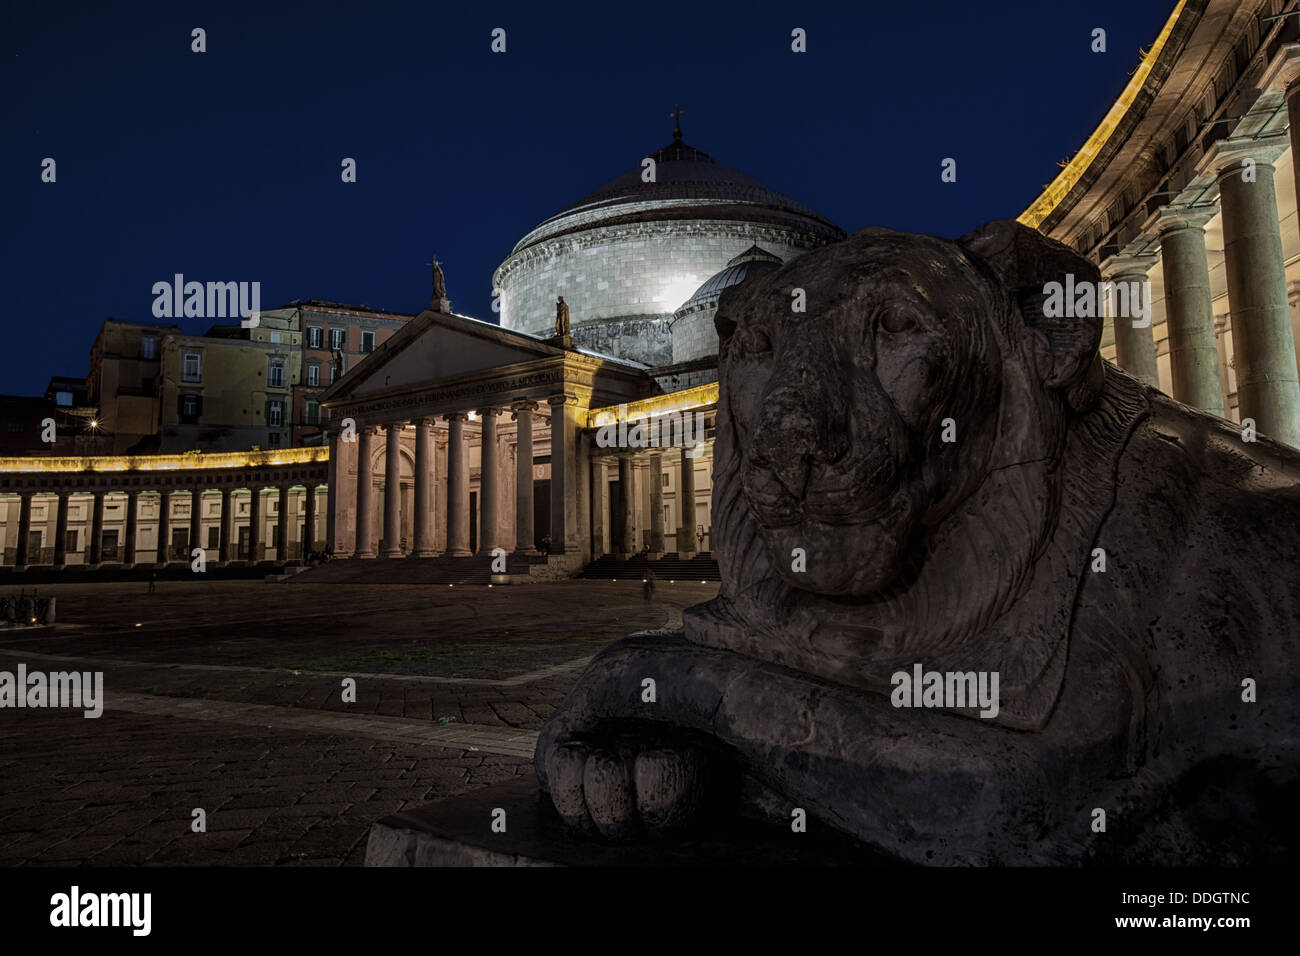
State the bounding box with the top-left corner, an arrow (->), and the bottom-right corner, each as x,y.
321,310 -> 564,401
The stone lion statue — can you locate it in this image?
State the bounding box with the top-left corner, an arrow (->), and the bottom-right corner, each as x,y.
536,220 -> 1300,864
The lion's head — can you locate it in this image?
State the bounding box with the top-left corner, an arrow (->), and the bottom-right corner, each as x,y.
685,220 -> 1128,723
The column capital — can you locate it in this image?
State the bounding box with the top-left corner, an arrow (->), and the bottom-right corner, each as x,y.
509,399 -> 539,416
1154,202 -> 1217,234
475,405 -> 505,419
1099,252 -> 1157,281
384,421 -> 405,433
360,424 -> 383,437
1262,42 -> 1300,93
1210,135 -> 1290,180
443,411 -> 469,424
546,394 -> 579,408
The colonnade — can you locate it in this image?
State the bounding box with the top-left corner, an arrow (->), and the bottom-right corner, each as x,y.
1,484 -> 325,568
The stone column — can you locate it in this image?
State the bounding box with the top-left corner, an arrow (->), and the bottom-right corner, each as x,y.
382,423 -> 403,557
511,400 -> 537,553
478,407 -> 503,554
218,487 -> 231,563
444,412 -> 471,556
413,417 -> 436,556
1101,253 -> 1159,387
355,426 -> 377,558
53,492 -> 69,567
548,395 -> 579,555
190,488 -> 203,562
1214,315 -> 1233,418
649,453 -> 665,556
15,492 -> 32,568
90,491 -> 105,565
304,483 -> 317,556
276,485 -> 290,561
679,448 -> 697,557
590,458 -> 607,557
1284,76 -> 1300,249
249,486 -> 263,564
326,427 -> 339,554
125,490 -> 139,566
1157,204 -> 1224,416
156,491 -> 170,564
618,455 -> 636,556
1217,140 -> 1300,446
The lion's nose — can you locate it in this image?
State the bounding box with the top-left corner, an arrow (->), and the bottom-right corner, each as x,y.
756,400 -> 821,498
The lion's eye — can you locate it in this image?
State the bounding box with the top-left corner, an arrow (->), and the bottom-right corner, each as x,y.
733,324 -> 772,357
879,309 -> 915,334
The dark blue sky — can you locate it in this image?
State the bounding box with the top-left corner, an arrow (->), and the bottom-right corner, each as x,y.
3,0 -> 1173,396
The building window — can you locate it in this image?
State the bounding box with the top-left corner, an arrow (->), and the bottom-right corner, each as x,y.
330,328 -> 345,350
268,357 -> 286,388
7,423 -> 22,433
268,399 -> 283,427
207,527 -> 219,549
182,351 -> 202,382
268,431 -> 281,447
306,400 -> 321,425
307,363 -> 320,386
65,529 -> 78,553
270,331 -> 282,344
308,326 -> 323,349
141,336 -> 157,360
55,391 -> 73,406
361,330 -> 375,353
330,360 -> 341,384
179,393 -> 201,424
662,473 -> 670,487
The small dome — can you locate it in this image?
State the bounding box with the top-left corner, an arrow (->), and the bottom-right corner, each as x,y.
675,245 -> 784,316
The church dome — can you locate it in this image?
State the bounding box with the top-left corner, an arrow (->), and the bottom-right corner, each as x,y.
670,245 -> 783,364
511,139 -> 841,255
493,126 -> 842,367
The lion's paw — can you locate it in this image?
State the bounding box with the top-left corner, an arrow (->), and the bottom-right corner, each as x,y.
544,733 -> 708,841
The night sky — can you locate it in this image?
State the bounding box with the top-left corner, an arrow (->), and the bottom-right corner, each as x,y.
3,0 -> 1172,397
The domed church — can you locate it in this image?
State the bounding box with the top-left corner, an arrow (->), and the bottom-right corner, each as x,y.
315,119 -> 842,579
493,120 -> 843,372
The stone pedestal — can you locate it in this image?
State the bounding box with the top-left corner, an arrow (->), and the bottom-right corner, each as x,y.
364,778 -> 881,867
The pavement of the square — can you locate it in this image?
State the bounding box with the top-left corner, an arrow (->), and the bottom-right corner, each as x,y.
0,578 -> 717,866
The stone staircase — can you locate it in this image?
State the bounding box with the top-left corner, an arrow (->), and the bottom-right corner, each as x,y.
579,552 -> 720,582
287,554 -> 546,586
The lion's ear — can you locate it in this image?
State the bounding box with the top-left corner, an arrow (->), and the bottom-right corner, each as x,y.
958,219 -> 1104,412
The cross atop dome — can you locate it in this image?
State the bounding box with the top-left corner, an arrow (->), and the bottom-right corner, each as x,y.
671,105 -> 685,143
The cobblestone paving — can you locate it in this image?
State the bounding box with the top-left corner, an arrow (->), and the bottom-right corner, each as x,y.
0,579 -> 718,866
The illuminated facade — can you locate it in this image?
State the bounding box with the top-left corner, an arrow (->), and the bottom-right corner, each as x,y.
1022,0 -> 1300,447
0,448 -> 327,568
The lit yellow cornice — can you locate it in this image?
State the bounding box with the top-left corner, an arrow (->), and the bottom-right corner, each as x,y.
1018,0 -> 1187,231
0,446 -> 327,474
588,383 -> 719,428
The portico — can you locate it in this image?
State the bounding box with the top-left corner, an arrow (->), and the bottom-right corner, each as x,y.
319,306 -> 651,575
